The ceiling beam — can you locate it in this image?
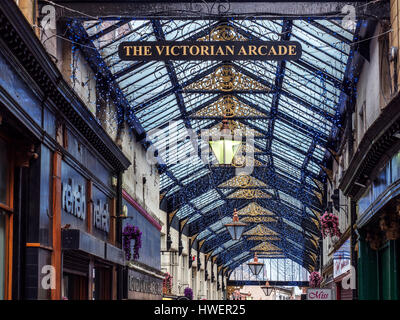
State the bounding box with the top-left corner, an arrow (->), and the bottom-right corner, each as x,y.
50,1 -> 389,20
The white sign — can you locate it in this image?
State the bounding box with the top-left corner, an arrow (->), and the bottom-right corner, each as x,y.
333,239 -> 351,279
306,289 -> 332,300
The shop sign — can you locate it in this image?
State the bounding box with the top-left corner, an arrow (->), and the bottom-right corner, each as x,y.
93,199 -> 110,233
119,41 -> 302,61
333,239 -> 351,279
306,288 -> 332,300
62,179 -> 110,233
62,179 -> 86,220
128,269 -> 162,296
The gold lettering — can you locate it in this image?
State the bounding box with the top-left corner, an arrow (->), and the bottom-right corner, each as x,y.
288,45 -> 297,55
238,46 -> 247,55
182,45 -> 190,55
165,46 -> 170,56
124,46 -> 132,56
268,46 -> 277,56
200,45 -> 209,56
278,45 -> 287,55
248,45 -> 257,55
171,46 -> 180,56
144,46 -> 152,56
132,46 -> 142,56
210,45 -> 215,56
215,46 -> 225,55
155,46 -> 166,55
257,45 -> 268,56
225,45 -> 234,55
190,45 -> 200,56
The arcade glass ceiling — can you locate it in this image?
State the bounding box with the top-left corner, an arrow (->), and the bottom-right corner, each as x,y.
61,0 -> 363,275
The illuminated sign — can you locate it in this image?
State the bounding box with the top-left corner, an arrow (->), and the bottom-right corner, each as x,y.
118,41 -> 302,61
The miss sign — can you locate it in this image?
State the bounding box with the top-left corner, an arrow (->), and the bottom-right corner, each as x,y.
118,41 -> 302,61
307,288 -> 333,300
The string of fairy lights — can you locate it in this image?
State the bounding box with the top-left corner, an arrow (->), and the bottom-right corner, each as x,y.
36,0 -> 387,275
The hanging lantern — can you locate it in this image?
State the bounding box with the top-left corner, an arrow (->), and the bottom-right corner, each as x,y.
261,281 -> 274,296
209,118 -> 241,165
247,253 -> 264,276
224,208 -> 246,240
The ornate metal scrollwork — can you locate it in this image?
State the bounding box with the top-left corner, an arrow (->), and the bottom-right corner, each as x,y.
218,174 -> 267,188
241,216 -> 277,223
251,242 -> 282,252
185,65 -> 271,93
192,95 -> 267,118
244,224 -> 278,237
236,202 -> 275,216
197,24 -> 246,42
227,188 -> 272,199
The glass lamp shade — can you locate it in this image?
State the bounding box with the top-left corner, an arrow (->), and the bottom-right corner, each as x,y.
209,118 -> 241,165
224,208 -> 246,240
225,222 -> 246,240
247,253 -> 264,276
261,281 -> 274,296
209,139 -> 241,165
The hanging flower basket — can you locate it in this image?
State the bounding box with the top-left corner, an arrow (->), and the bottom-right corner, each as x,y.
320,211 -> 341,239
122,224 -> 142,261
309,271 -> 322,288
163,272 -> 173,294
184,287 -> 193,300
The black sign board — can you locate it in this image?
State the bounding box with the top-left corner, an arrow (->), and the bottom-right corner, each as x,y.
119,41 -> 302,61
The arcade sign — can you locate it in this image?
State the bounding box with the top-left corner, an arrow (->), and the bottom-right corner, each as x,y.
118,41 -> 302,61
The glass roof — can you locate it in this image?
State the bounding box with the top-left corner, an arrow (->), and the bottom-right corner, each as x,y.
76,16 -> 357,271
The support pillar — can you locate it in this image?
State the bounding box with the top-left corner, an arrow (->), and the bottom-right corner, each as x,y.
51,151 -> 62,300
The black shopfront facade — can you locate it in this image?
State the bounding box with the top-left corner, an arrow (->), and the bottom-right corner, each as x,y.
0,1 -> 130,300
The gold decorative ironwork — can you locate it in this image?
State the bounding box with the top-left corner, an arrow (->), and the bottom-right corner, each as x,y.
218,175 -> 267,188
312,178 -> 325,193
239,143 -> 263,154
169,210 -> 178,224
237,202 -> 275,216
227,189 -> 272,199
185,65 -> 271,93
241,216 -> 277,223
247,236 -> 281,241
313,190 -> 323,204
310,237 -> 318,248
198,239 -> 206,250
244,224 -> 277,236
231,156 -> 263,168
192,95 -> 267,118
251,242 -> 281,252
311,217 -> 320,228
180,218 -> 189,232
311,209 -> 321,219
198,25 -> 247,41
203,120 -> 263,137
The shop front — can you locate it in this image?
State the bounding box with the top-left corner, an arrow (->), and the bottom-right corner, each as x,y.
0,2 -> 131,300
60,152 -> 127,300
122,191 -> 163,300
357,148 -> 400,300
